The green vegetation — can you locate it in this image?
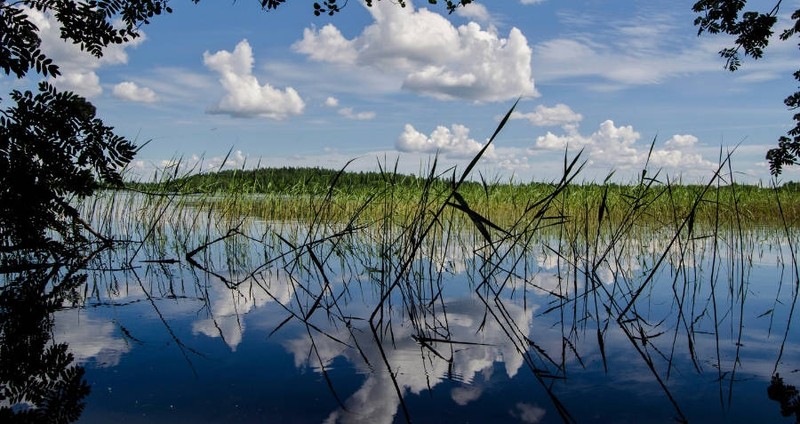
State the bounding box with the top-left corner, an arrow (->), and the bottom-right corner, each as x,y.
126,165 -> 800,230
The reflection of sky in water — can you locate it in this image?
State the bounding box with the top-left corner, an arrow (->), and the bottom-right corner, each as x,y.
45,217 -> 800,423
53,309 -> 131,367
283,298 -> 532,423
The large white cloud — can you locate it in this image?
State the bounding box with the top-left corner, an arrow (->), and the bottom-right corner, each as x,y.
397,123 -> 495,159
293,1 -> 536,102
204,40 -> 305,119
24,8 -> 143,97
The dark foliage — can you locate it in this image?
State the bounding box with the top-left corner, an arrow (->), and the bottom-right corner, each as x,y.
0,0 -> 177,256
693,1 -> 800,175
768,373 -> 800,422
0,82 -> 135,257
0,270 -> 90,424
133,166 -> 461,195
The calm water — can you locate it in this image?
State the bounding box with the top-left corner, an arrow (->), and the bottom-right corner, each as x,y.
5,195 -> 800,423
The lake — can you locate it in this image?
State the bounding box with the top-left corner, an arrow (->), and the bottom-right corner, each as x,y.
3,191 -> 800,423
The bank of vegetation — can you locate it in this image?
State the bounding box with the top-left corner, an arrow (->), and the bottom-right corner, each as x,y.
123,165 -> 800,230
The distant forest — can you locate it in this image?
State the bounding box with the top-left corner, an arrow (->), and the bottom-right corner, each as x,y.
127,166 -> 800,196
128,166 -> 489,195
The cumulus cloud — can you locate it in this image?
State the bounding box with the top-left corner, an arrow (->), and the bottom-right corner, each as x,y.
511,104 -> 583,127
293,1 -> 536,102
397,123 -> 495,159
24,7 -> 143,97
204,40 -> 305,119
532,119 -> 715,172
112,81 -> 158,103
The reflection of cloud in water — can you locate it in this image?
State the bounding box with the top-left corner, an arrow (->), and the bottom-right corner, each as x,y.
285,297 -> 535,423
451,385 -> 482,406
53,309 -> 130,367
512,402 -> 547,423
192,270 -> 294,351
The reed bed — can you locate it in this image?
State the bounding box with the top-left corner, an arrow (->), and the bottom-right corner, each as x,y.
124,169 -> 800,233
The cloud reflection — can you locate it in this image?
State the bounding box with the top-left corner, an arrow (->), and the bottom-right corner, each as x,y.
284,297 -> 535,423
53,309 -> 130,367
192,270 -> 294,351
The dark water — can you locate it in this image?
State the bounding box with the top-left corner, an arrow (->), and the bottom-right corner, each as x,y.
4,203 -> 800,423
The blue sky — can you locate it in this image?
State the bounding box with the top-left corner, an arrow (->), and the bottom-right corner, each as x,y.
7,0 -> 800,183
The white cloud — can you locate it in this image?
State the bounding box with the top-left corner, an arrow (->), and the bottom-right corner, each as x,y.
511,104 -> 583,127
397,123 -> 495,159
323,96 -> 375,120
324,96 -> 339,107
204,39 -> 305,119
293,1 -> 536,102
532,119 -> 716,173
24,7 -> 143,97
205,150 -> 249,170
665,134 -> 698,148
520,0 -> 546,4
57,72 -> 103,98
112,81 -> 158,103
338,107 -> 376,120
647,148 -> 711,169
294,24 -> 358,64
455,2 -> 491,23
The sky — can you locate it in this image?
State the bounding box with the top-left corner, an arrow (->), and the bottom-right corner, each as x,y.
5,0 -> 800,184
